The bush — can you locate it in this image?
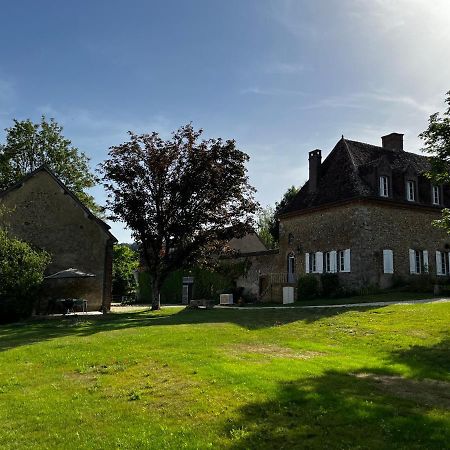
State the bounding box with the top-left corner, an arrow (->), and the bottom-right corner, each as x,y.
0,229 -> 50,323
408,274 -> 435,293
320,273 -> 340,297
297,275 -> 320,300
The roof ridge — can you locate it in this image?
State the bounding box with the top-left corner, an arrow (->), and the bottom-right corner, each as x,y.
0,165 -> 117,242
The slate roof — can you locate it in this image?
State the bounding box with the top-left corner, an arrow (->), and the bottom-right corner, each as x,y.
280,137 -> 432,215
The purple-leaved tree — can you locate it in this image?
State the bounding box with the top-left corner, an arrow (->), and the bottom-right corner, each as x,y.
101,124 -> 258,310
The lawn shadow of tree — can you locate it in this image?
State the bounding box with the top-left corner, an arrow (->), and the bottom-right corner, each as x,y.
224,368 -> 450,449
0,305 -> 394,353
387,333 -> 450,381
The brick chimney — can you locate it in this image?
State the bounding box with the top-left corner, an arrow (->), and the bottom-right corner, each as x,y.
308,149 -> 322,193
381,133 -> 404,151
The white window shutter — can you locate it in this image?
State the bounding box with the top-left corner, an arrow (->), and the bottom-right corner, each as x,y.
379,177 -> 383,195
342,249 -> 351,273
316,252 -> 323,273
305,253 -> 310,274
423,250 -> 429,273
383,249 -> 394,274
330,250 -> 337,273
436,251 -> 443,276
409,249 -> 416,274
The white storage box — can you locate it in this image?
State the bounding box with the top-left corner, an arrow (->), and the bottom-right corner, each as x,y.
283,286 -> 294,304
220,294 -> 234,305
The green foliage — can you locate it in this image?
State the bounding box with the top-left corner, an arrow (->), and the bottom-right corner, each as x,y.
297,274 -> 320,300
320,273 -> 340,297
256,206 -> 276,249
137,260 -> 249,304
0,228 -> 51,322
112,244 -> 139,297
0,116 -> 102,216
408,274 -> 435,293
268,185 -> 300,244
420,90 -> 450,232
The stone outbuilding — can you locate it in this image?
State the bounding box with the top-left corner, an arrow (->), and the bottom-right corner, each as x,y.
0,165 -> 117,311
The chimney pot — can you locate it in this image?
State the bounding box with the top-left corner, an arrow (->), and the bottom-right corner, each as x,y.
308,149 -> 322,193
381,133 -> 404,151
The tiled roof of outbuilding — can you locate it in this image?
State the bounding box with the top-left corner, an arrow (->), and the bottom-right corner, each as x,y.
280,137 -> 431,215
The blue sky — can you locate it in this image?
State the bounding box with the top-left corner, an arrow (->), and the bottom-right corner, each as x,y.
1,0 -> 449,242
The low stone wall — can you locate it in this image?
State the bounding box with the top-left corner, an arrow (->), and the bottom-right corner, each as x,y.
234,249 -> 280,301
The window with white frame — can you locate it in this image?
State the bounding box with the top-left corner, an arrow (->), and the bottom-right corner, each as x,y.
337,249 -> 351,272
379,176 -> 389,197
383,249 -> 394,274
432,185 -> 440,205
407,180 -> 416,201
338,250 -> 345,272
436,250 -> 449,276
324,251 -> 337,273
308,253 -> 316,273
409,249 -> 428,274
325,252 -> 331,272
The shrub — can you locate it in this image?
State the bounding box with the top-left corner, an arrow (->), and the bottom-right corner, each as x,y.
320,273 -> 340,297
297,275 -> 320,300
408,274 -> 435,293
0,229 -> 50,323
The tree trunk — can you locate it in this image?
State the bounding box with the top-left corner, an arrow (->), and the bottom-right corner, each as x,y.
151,284 -> 161,311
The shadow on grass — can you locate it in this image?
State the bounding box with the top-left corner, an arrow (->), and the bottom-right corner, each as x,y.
225,368 -> 450,449
388,334 -> 450,380
0,305 -> 392,353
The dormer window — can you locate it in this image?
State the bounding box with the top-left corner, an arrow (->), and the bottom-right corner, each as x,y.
432,185 -> 441,205
406,180 -> 416,202
379,176 -> 389,197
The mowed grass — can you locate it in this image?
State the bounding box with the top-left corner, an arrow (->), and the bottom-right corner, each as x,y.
0,302 -> 449,449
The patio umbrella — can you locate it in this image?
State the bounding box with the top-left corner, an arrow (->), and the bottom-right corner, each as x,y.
42,268 -> 96,314
44,268 -> 96,279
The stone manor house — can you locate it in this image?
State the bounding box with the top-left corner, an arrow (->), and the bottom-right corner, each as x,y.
234,133 -> 450,301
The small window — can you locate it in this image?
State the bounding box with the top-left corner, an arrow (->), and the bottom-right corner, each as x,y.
338,250 -> 345,272
436,251 -> 448,276
407,180 -> 416,201
337,249 -> 351,273
383,249 -> 394,274
309,253 -> 316,273
409,249 -> 428,274
325,252 -> 331,272
432,185 -> 440,205
379,176 -> 389,197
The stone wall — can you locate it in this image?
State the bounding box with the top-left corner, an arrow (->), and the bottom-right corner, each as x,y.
0,170 -> 115,311
278,200 -> 448,291
234,250 -> 280,300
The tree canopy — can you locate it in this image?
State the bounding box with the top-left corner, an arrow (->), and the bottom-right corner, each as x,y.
0,213 -> 51,323
112,244 -> 139,298
101,124 -> 258,309
420,90 -> 450,232
0,116 -> 102,215
257,185 -> 299,247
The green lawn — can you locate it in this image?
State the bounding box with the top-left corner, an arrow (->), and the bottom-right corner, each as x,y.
0,301 -> 449,449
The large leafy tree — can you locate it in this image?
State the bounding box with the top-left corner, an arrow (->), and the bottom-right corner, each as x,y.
420,90 -> 450,231
101,124 -> 258,310
0,116 -> 102,215
112,244 -> 139,298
